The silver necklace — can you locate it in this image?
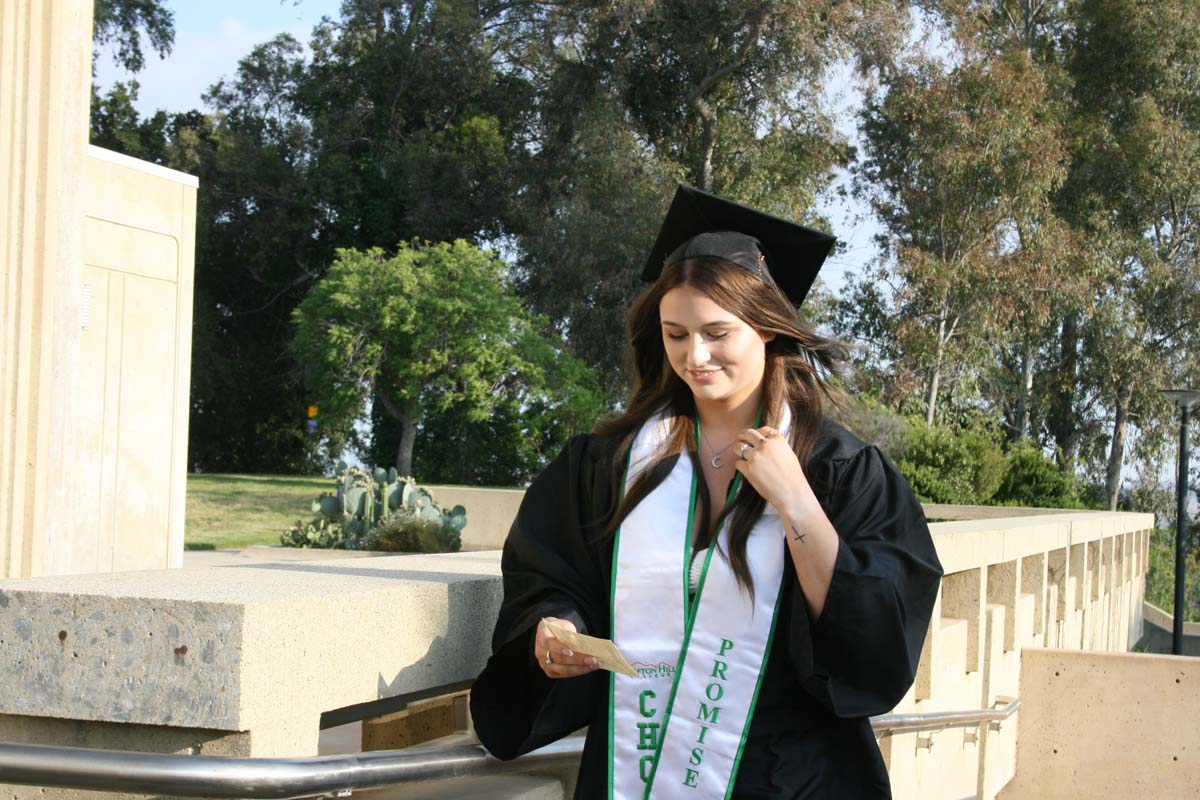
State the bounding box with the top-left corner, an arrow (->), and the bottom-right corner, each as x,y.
699,427 -> 738,469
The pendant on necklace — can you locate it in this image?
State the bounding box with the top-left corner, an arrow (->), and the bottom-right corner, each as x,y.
711,455 -> 723,469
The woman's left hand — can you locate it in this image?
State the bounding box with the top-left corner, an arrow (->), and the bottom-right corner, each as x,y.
732,426 -> 816,516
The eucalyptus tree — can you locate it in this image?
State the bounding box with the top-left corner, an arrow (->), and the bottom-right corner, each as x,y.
856,46 -> 1068,426
897,1 -> 1105,448
1060,0 -> 1200,508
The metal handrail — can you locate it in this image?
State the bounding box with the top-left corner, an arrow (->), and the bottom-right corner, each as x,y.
0,700 -> 1020,798
874,696 -> 1020,736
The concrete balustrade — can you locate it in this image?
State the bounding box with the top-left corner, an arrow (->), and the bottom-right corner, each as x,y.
0,508 -> 1155,799
882,510 -> 1152,800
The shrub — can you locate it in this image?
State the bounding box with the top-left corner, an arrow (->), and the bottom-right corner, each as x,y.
992,444 -> 1086,509
368,511 -> 451,553
895,421 -> 1006,505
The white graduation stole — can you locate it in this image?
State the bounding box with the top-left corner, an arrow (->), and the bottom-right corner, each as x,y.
609,409 -> 788,800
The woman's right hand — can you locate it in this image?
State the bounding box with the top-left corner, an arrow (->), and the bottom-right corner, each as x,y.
535,617 -> 600,679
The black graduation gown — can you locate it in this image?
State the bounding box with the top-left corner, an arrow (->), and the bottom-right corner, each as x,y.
470,419 -> 943,799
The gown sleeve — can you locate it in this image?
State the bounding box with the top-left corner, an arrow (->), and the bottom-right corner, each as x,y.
786,441 -> 943,719
469,434 -> 611,760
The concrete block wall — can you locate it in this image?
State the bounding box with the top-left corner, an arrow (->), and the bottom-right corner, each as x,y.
998,648 -> 1200,799
0,0 -> 197,580
76,147 -> 197,573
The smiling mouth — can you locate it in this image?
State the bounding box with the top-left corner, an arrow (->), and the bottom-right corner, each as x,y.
690,369 -> 721,378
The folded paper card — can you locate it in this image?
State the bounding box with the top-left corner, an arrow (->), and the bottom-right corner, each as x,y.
542,619 -> 641,678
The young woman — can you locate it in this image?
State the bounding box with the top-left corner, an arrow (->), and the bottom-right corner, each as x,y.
471,185 -> 943,799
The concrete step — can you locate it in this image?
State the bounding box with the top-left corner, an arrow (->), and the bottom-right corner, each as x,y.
356,774 -> 564,800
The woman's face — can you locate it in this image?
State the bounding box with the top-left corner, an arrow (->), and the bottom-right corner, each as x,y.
659,284 -> 771,408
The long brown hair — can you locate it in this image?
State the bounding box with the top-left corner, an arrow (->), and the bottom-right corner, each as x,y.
593,256 -> 848,598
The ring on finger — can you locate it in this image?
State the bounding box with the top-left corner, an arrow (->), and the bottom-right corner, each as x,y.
545,650 -> 553,665
738,442 -> 752,458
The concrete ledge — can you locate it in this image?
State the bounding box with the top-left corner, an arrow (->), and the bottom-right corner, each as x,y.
922,503 -> 1082,520
928,511 -> 1151,574
426,486 -> 523,551
0,511 -> 1154,800
0,552 -> 503,756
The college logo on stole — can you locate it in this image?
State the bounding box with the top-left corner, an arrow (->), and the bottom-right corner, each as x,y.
608,409 -> 788,799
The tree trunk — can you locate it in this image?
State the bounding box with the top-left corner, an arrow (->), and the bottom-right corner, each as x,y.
396,404 -> 417,477
697,110 -> 715,191
925,317 -> 946,426
377,389 -> 418,477
1050,313 -> 1079,471
685,14 -> 764,192
1015,339 -> 1034,441
1104,385 -> 1131,511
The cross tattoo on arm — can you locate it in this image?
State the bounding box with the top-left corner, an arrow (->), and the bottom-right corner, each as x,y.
790,525 -> 806,544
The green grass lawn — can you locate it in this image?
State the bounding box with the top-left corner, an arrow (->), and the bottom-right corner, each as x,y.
186,473 -> 330,550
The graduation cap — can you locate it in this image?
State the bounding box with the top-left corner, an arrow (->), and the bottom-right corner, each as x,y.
642,184 -> 836,305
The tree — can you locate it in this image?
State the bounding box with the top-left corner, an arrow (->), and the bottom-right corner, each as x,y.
90,81 -> 171,162
181,35 -> 334,473
292,240 -> 595,477
507,0 -> 911,392
93,0 -> 174,73
855,46 -> 1069,425
1059,0 -> 1200,507
301,1 -> 533,250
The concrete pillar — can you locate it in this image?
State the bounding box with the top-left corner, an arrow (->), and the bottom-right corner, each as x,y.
0,0 -> 93,578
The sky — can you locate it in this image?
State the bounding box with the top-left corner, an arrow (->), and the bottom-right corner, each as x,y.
91,0 -> 882,297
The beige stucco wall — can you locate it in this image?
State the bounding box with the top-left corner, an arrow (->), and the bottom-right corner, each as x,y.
0,0 -> 93,578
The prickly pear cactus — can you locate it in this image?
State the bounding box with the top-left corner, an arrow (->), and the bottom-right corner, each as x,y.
284,466 -> 467,551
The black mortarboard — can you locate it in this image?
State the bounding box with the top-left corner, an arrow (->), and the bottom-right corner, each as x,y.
642,184 -> 836,305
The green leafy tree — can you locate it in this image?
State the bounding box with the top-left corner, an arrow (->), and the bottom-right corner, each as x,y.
292,240 -> 598,477
301,2 -> 533,249
89,81 -> 171,160
182,35 -> 335,473
193,3 -> 536,471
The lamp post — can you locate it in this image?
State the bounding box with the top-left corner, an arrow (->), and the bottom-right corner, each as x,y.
1161,389 -> 1200,655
